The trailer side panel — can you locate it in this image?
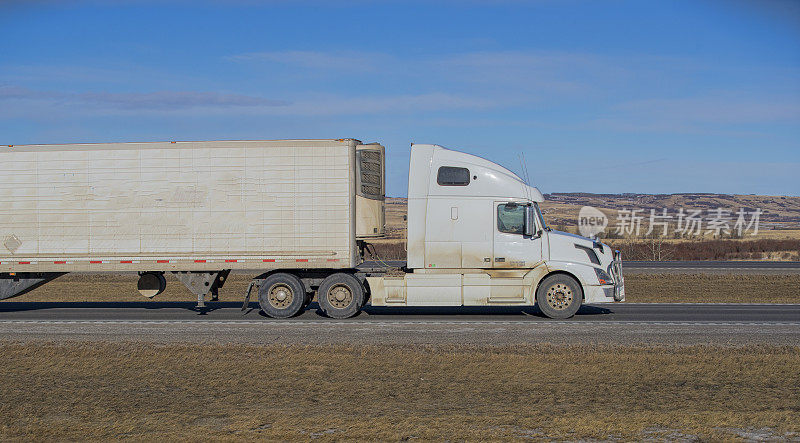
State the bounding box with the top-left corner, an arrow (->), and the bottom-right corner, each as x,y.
0,139 -> 361,272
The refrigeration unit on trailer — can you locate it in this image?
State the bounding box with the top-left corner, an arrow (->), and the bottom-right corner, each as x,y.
0,138 -> 623,319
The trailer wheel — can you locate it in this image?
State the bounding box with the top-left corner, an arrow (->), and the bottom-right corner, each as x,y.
536,274 -> 583,319
258,273 -> 305,319
317,273 -> 365,319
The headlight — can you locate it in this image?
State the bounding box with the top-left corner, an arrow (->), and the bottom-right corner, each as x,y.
594,267 -> 614,285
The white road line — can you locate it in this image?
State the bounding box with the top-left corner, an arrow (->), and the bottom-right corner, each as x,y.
0,320 -> 798,326
625,269 -> 800,272
593,303 -> 800,306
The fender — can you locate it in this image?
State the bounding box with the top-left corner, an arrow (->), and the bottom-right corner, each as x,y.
540,260 -> 612,304
520,262 -> 590,305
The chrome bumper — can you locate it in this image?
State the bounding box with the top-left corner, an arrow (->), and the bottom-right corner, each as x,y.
610,250 -> 625,301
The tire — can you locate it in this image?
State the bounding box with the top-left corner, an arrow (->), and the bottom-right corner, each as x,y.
317,273 -> 365,319
258,273 -> 306,319
536,274 -> 583,319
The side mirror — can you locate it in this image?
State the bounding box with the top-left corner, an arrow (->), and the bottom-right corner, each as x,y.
524,205 -> 534,237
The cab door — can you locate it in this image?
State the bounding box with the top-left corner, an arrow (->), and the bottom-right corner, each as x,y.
490,202 -> 543,302
493,202 -> 543,268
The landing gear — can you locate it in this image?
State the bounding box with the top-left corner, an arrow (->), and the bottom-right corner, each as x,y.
172,270 -> 230,309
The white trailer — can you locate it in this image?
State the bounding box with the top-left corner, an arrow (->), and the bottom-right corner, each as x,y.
0,139 -> 623,319
0,139 -> 385,316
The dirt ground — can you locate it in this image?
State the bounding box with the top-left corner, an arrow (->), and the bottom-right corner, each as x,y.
623,273 -> 800,303
0,342 -> 797,441
8,272 -> 799,304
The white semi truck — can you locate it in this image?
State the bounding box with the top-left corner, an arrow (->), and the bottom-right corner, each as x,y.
0,138 -> 623,319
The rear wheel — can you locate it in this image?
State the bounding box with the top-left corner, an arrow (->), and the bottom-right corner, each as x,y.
317,273 -> 365,319
258,273 -> 305,319
536,274 -> 583,319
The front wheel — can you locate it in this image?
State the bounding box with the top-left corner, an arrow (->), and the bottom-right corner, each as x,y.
317,273 -> 365,319
536,274 -> 583,319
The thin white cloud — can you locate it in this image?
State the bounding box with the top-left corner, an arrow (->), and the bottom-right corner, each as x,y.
582,92 -> 800,136
228,50 -> 391,71
0,84 -> 499,118
612,95 -> 800,125
3,49 -> 799,133
0,85 -> 288,110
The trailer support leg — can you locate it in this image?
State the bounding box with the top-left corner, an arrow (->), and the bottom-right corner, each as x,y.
172,270 -> 230,310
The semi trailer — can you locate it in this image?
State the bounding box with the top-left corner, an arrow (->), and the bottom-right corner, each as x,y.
0,138 -> 623,319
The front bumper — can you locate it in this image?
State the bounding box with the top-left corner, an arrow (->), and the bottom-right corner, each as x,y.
610,250 -> 625,301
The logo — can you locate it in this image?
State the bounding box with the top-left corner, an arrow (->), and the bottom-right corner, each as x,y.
578,206 -> 608,238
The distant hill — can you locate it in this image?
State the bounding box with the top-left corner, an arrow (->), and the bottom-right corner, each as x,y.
541,193 -> 800,228
385,193 -> 800,236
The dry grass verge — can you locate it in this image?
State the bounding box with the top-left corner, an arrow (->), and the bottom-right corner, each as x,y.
11,273 -> 256,303
624,273 -> 800,303
607,239 -> 800,261
7,272 -> 800,304
0,343 -> 798,441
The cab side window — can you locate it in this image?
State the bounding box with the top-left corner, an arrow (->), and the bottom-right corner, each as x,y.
437,166 -> 470,186
497,204 -> 525,235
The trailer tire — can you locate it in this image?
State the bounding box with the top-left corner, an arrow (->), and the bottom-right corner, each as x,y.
536,274 -> 583,319
258,273 -> 305,319
317,273 -> 365,319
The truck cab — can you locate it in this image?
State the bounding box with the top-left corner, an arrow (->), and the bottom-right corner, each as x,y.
367,144 -> 624,319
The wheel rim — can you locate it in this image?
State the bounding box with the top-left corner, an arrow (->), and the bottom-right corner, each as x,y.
546,283 -> 573,311
268,283 -> 294,309
326,284 -> 353,309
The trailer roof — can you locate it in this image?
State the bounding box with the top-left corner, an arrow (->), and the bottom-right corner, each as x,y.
1,138 -> 365,152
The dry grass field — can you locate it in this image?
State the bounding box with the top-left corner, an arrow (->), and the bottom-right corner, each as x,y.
0,274 -> 800,303
385,195 -> 800,260
390,194 -> 800,239
542,193 -> 800,234
7,272 -> 799,304
371,237 -> 800,261
0,342 -> 798,441
624,274 -> 800,303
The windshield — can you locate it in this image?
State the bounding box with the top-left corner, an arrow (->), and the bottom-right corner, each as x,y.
533,202 -> 548,231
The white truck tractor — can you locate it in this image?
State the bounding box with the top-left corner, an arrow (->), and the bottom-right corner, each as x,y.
0,139 -> 623,319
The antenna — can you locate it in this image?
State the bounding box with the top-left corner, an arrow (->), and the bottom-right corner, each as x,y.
522,152 -> 532,186
518,152 -> 532,202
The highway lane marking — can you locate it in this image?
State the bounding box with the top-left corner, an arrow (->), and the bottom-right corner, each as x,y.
1,320 -> 799,326
596,303 -> 800,306
625,268 -> 800,271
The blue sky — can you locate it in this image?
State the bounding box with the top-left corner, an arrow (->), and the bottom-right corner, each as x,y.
1,0 -> 798,196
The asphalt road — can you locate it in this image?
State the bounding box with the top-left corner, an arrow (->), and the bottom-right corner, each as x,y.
1,302 -> 798,345
1,301 -> 799,322
360,260 -> 800,274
